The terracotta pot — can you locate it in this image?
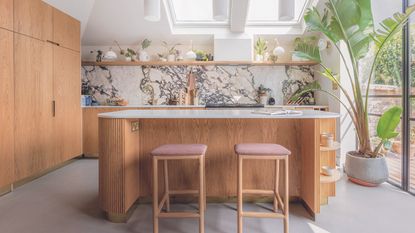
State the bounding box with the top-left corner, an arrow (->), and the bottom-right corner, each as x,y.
344,152 -> 389,187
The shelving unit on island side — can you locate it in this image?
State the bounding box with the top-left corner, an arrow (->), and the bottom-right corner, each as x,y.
319,120 -> 342,205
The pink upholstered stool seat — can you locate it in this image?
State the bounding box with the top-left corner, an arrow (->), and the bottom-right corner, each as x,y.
234,143 -> 291,156
151,144 -> 208,156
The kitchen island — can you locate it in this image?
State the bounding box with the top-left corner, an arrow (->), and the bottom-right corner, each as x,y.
98,109 -> 340,222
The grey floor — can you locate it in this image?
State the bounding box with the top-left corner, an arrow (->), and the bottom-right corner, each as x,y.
0,159 -> 415,233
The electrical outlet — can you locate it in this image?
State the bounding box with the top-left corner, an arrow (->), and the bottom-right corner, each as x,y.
131,121 -> 140,132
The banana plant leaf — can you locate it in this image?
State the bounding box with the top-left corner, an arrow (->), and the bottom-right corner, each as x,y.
377,107 -> 402,140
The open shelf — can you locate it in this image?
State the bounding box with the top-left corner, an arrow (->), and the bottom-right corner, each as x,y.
320,141 -> 341,152
81,60 -> 319,67
320,169 -> 343,184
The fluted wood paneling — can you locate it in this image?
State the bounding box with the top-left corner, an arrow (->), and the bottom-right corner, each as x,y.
319,118 -> 337,205
99,117 -> 337,218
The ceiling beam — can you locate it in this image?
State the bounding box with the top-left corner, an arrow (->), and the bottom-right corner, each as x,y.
230,0 -> 251,33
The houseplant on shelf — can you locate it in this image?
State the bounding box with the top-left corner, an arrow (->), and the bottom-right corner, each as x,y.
292,0 -> 415,186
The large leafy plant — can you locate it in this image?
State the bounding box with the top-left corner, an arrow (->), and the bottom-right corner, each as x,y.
294,0 -> 415,158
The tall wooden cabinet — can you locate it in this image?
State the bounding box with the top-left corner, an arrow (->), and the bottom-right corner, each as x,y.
54,46 -> 82,161
6,0 -> 82,184
0,0 -> 13,30
0,28 -> 14,188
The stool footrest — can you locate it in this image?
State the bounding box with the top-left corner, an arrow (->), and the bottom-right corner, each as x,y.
170,190 -> 199,195
158,212 -> 200,218
241,211 -> 285,219
243,189 -> 275,195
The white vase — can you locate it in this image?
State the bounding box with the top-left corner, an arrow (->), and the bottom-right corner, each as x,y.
125,57 -> 132,62
167,54 -> 176,62
139,50 -> 150,61
255,54 -> 264,62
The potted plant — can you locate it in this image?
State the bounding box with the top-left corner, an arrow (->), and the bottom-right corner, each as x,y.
292,0 -> 415,186
162,41 -> 181,62
254,37 -> 268,62
257,85 -> 271,105
124,48 -> 137,62
292,36 -> 317,61
138,38 -> 152,61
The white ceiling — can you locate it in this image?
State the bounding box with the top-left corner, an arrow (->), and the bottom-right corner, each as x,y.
43,0 -> 313,46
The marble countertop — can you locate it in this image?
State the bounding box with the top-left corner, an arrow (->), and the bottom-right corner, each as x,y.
83,105 -> 329,109
98,109 -> 340,119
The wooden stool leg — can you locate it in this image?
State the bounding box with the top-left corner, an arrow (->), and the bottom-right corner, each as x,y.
163,160 -> 170,212
153,158 -> 159,233
199,156 -> 205,233
284,157 -> 289,233
204,156 -> 207,211
237,155 -> 243,233
274,159 -> 280,212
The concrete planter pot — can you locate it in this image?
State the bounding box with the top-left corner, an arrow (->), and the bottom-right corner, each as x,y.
344,152 -> 389,187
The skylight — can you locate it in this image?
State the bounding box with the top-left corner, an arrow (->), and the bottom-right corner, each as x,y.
169,0 -> 229,23
247,0 -> 308,23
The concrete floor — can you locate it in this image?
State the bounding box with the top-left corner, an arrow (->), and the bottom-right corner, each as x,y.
0,159 -> 414,233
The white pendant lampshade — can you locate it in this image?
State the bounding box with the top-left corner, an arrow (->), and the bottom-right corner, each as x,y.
144,0 -> 161,22
213,0 -> 230,21
279,0 -> 295,21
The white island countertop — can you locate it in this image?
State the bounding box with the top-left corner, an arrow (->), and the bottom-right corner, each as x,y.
98,109 -> 340,119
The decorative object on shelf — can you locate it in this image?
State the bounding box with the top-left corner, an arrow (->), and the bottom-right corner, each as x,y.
104,40 -> 125,61
176,50 -> 184,61
195,50 -> 211,61
254,37 -> 268,62
144,0 -> 160,22
168,95 -> 179,105
81,95 -> 93,106
257,84 -> 271,105
269,38 -> 285,62
320,133 -> 334,148
184,40 -> 197,61
124,48 -> 137,62
138,38 -> 152,61
212,0 -> 230,21
162,41 -> 182,62
292,0 -> 414,186
90,50 -> 103,62
321,166 -> 336,177
318,38 -> 331,51
268,97 -> 276,105
106,97 -> 129,106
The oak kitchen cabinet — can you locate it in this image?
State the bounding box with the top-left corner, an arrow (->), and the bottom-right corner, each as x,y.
12,0 -> 82,182
0,0 -> 13,31
14,0 -> 53,41
0,28 -> 14,188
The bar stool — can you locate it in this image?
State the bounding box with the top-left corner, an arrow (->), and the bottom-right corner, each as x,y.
152,144 -> 207,233
234,143 -> 290,233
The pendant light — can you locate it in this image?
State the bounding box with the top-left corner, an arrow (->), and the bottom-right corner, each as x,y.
212,0 -> 230,21
144,0 -> 161,22
279,0 -> 295,21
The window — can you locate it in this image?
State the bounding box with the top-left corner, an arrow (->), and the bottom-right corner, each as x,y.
168,0 -> 229,24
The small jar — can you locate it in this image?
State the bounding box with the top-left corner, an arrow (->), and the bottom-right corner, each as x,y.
321,133 -> 334,147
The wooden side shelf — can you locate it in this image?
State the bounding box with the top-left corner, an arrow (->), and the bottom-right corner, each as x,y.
320,169 -> 342,184
320,142 -> 341,152
81,60 -> 319,67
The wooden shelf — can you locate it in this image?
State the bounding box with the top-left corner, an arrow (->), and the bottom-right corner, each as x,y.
81,60 -> 319,67
320,141 -> 341,152
320,169 -> 342,184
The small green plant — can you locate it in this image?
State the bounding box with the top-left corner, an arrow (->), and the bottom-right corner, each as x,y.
254,38 -> 268,56
257,85 -> 271,95
141,39 -> 152,50
293,36 -> 317,51
124,48 -> 137,58
162,41 -> 182,55
374,106 -> 403,155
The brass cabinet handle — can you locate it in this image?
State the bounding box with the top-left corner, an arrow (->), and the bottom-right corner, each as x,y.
52,101 -> 56,117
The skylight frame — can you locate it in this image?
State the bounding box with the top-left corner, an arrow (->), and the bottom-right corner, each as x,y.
167,0 -> 230,27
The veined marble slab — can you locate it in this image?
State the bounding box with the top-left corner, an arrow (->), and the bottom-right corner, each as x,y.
98,109 -> 340,119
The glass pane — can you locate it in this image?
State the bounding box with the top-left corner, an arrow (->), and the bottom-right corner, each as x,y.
171,0 -> 214,21
368,113 -> 402,186
410,119 -> 415,193
247,0 -> 308,22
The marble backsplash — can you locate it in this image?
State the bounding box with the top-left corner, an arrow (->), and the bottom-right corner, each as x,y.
81,65 -> 316,106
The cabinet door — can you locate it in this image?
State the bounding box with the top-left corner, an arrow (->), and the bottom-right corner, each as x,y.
14,34 -> 54,181
0,29 -> 14,187
0,0 -> 13,30
53,9 -> 80,52
54,46 -> 82,160
14,0 -> 52,41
